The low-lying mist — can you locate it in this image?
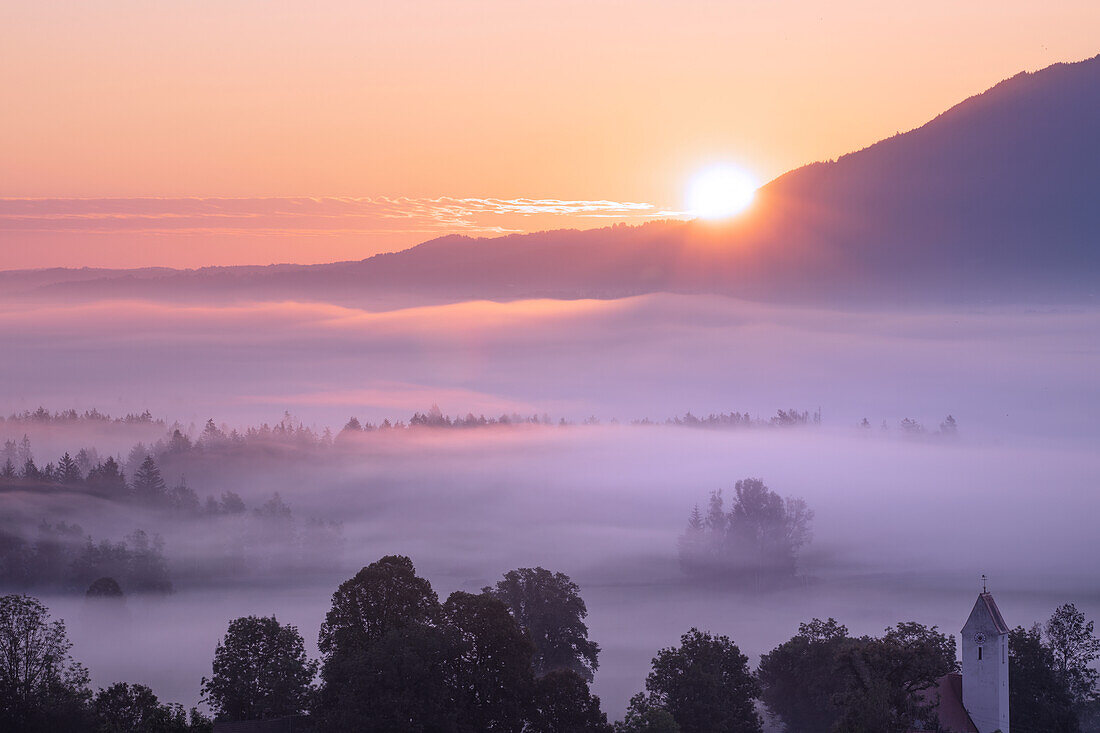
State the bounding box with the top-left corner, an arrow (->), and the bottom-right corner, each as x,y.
3,422 -> 1098,717
1,290 -> 1098,718
1,293 -> 1097,438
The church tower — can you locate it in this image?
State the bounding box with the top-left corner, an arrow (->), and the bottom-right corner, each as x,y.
961,584 -> 1010,733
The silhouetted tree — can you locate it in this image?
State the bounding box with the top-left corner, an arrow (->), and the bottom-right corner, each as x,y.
91,682 -> 194,733
1009,624 -> 1080,733
632,627 -> 761,733
86,457 -> 127,497
165,429 -> 192,455
528,669 -> 612,733
615,694 -> 681,733
22,458 -> 41,482
57,453 -> 83,485
483,567 -> 600,681
0,594 -> 91,731
830,622 -> 957,733
201,615 -> 317,722
1046,603 -> 1100,710
444,591 -> 534,732
85,577 -> 124,598
314,556 -> 612,731
315,556 -> 450,729
757,618 -> 850,732
201,418 -> 223,444
320,555 -> 440,653
132,456 -> 166,504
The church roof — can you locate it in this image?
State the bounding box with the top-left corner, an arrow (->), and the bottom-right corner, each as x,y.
907,673 -> 978,733
934,673 -> 979,733
979,592 -> 1010,634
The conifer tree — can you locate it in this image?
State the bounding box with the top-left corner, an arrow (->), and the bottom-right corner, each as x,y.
87,457 -> 127,497
132,456 -> 166,504
17,435 -> 33,467
21,459 -> 40,482
57,453 -> 82,485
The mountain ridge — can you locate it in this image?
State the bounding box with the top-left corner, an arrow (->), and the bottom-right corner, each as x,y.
5,54 -> 1099,306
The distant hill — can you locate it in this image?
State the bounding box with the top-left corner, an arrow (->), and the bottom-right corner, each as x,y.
7,55 -> 1099,306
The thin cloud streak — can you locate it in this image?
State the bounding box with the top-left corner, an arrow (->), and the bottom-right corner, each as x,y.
0,196 -> 683,236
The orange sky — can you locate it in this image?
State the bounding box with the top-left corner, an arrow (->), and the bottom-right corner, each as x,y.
1,0 -> 1097,268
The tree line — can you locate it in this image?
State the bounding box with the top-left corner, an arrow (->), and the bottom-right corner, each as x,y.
0,522 -> 171,594
1,407 -> 161,426
0,446 -> 342,593
5,555 -> 1096,732
2,402 -> 840,460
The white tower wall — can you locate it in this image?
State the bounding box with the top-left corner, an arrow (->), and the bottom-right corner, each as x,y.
961,592 -> 1010,733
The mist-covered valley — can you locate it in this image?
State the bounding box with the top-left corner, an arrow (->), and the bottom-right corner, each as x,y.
2,288 -> 1097,719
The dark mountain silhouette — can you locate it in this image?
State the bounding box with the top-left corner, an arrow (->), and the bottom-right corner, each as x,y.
6,55 -> 1099,306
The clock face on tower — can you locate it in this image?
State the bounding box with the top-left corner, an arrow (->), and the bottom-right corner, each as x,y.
974,632 -> 988,644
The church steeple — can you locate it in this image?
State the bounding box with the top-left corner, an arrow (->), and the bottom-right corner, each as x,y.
961,585 -> 1010,733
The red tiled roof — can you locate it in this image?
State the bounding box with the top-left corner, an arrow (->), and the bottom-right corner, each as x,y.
908,673 -> 978,733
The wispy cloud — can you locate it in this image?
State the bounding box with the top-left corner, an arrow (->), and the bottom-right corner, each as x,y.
0,196 -> 683,237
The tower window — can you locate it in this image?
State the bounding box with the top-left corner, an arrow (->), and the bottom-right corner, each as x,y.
978,646 -> 983,660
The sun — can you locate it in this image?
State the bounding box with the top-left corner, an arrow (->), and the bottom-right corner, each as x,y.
685,164 -> 758,220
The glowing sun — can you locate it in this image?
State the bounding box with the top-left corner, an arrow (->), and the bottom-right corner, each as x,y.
685,164 -> 757,219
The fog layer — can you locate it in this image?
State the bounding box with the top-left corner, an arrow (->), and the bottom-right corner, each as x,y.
1,294 -> 1097,438
1,291 -> 1098,718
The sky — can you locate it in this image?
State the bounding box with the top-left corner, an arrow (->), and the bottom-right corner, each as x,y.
1,0 -> 1098,268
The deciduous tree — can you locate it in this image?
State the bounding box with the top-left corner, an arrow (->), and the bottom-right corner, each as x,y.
528,669 -> 612,733
444,591 -> 534,732
0,594 -> 91,731
831,622 -> 957,733
483,567 -> 600,680
757,618 -> 850,732
638,627 -> 761,733
92,682 -> 192,733
1009,624 -> 1080,733
1046,602 -> 1100,708
315,556 -> 450,729
202,615 -> 317,722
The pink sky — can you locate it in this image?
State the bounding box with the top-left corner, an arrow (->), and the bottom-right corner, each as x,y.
1,0 -> 1097,267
